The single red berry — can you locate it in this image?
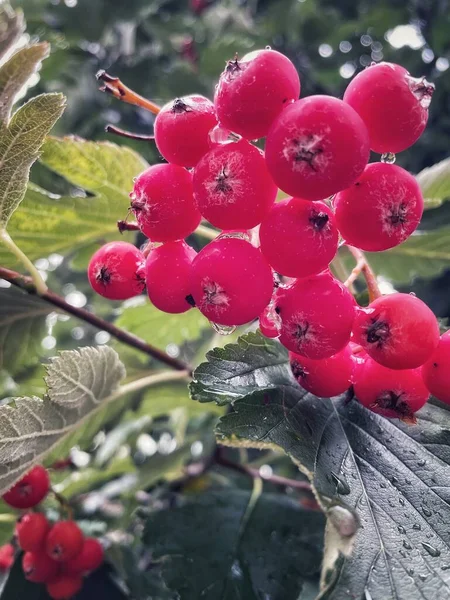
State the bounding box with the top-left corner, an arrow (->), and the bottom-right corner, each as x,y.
189,238 -> 274,326
276,272 -> 356,359
334,163 -> 424,252
289,344 -> 353,398
265,95 -> 370,200
353,293 -> 439,370
3,466 -> 50,509
0,544 -> 14,571
131,164 -> 201,242
146,240 -> 197,314
422,332 -> 450,404
22,551 -> 59,583
354,358 -> 429,420
154,95 -> 217,167
65,538 -> 104,575
214,48 -> 300,140
259,197 -> 338,277
343,62 -> 434,154
16,512 -> 50,552
47,574 -> 83,600
88,241 -> 145,301
46,521 -> 84,562
193,139 -> 277,230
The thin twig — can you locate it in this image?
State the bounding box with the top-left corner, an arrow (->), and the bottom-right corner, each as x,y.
0,266 -> 190,372
105,124 -> 156,142
0,229 -> 48,295
345,246 -> 381,302
96,70 -> 161,114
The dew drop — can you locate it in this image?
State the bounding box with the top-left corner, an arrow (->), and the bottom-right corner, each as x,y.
417,459 -> 426,467
330,471 -> 351,495
407,568 -> 415,576
218,230 -> 251,242
398,525 -> 406,534
418,574 -> 428,582
441,564 -> 450,571
413,523 -> 421,531
210,322 -> 237,336
399,497 -> 405,506
391,476 -> 399,486
422,506 -> 432,517
406,74 -> 435,109
265,45 -> 272,50
403,540 -> 412,550
422,542 -> 441,557
381,152 -> 396,164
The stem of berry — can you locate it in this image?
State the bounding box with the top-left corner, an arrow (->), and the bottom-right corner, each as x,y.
96,70 -> 161,114
105,124 -> 156,141
117,219 -> 140,233
51,488 -> 74,520
346,245 -> 381,302
0,230 -> 48,295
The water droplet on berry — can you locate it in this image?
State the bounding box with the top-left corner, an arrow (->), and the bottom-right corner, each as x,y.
208,125 -> 233,145
380,152 -> 396,164
210,322 -> 237,336
217,230 -> 251,242
406,74 -> 435,109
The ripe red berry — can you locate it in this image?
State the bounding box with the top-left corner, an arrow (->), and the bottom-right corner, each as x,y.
265,95 -> 370,200
22,551 -> 59,583
214,48 -> 300,140
353,293 -> 439,370
289,344 -> 353,398
354,358 -> 429,420
47,574 -> 83,600
65,538 -> 104,575
154,95 -> 217,167
131,164 -> 201,242
193,139 -> 277,230
334,163 -> 424,252
46,521 -> 84,562
16,513 -> 50,552
3,466 -> 50,509
88,241 -> 145,301
0,544 -> 14,571
422,332 -> 450,404
276,272 -> 356,359
146,241 -> 197,314
343,62 -> 434,154
259,197 -> 338,277
189,238 -> 274,326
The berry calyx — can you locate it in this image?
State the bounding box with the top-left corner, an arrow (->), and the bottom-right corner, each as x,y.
421,332 -> 450,404
46,521 -> 84,562
65,538 -> 104,575
22,551 -> 59,583
88,241 -> 145,301
16,512 -> 50,552
46,574 -> 83,600
0,544 -> 14,571
3,465 -> 50,509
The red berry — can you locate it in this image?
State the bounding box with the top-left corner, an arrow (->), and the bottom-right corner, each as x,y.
131,164 -> 201,242
334,163 -> 424,252
343,62 -> 434,154
421,332 -> 450,404
354,358 -> 429,420
289,344 -> 353,398
265,95 -> 370,201
353,293 -> 439,370
193,139 -> 277,230
189,238 -> 274,326
214,49 -> 300,140
259,197 -> 338,277
88,241 -> 145,301
154,95 -> 217,167
47,574 -> 83,600
276,272 -> 356,359
65,538 -> 104,575
146,241 -> 197,314
16,513 -> 50,552
22,551 -> 59,583
0,544 -> 14,571
3,466 -> 50,509
46,521 -> 84,562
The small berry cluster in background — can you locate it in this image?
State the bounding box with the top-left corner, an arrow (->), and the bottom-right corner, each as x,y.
1,466 -> 104,599
88,49 -> 448,421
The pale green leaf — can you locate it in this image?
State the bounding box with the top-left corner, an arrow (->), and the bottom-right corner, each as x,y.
0,4 -> 24,62
417,157 -> 450,209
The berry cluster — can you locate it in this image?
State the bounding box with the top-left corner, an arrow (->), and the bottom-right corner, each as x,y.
2,466 -> 103,599
89,49 -> 443,420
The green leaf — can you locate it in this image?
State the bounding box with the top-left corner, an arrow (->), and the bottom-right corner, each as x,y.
418,157 -> 450,209
0,4 -> 24,62
0,94 -> 66,228
143,489 -> 324,600
0,346 -> 125,495
192,332 -> 450,600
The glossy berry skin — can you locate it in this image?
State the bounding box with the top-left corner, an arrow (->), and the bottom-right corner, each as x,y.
214,49 -> 300,140
22,551 -> 59,583
146,241 -> 197,314
353,293 -> 439,370
289,345 -> 353,398
354,358 -> 429,420
422,332 -> 450,404
154,95 -> 217,167
47,575 -> 83,600
259,305 -> 280,338
3,466 -> 50,509
46,521 -> 84,562
131,164 -> 201,242
16,513 -> 50,552
190,238 -> 273,326
65,538 -> 104,575
88,241 -> 145,301
334,163 -> 424,252
0,544 -> 14,571
259,197 -> 338,277
265,96 -> 370,201
193,139 -> 277,230
276,272 -> 356,359
343,62 -> 434,154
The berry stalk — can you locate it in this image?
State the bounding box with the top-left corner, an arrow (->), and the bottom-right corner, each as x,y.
0,230 -> 48,295
96,70 -> 161,114
345,245 -> 381,302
